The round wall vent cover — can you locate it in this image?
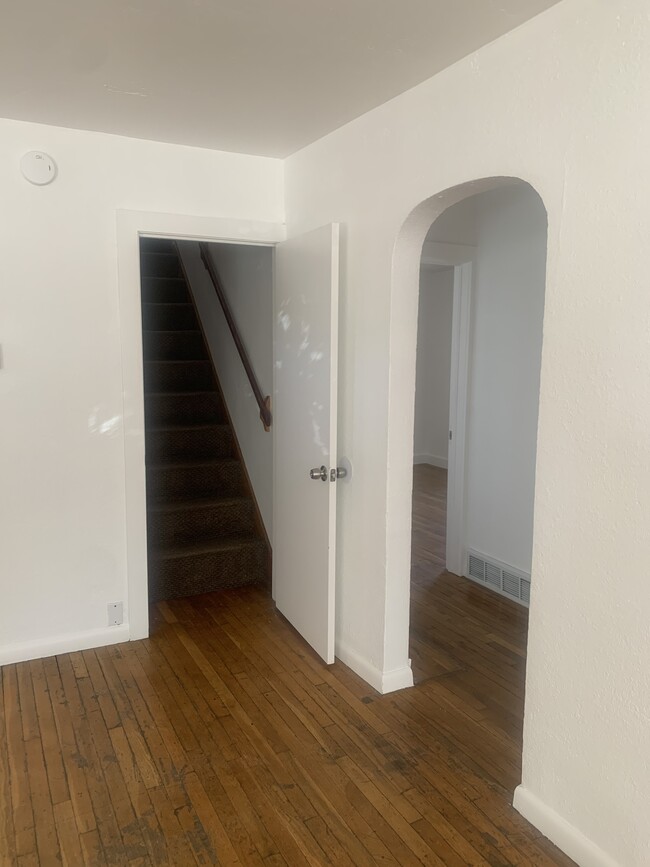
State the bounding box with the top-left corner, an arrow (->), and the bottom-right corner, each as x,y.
20,151 -> 57,185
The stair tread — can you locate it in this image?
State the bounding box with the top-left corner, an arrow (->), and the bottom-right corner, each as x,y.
147,457 -> 239,469
145,390 -> 219,398
154,536 -> 264,559
148,495 -> 251,513
145,359 -> 210,365
147,422 -> 229,432
143,302 -> 193,307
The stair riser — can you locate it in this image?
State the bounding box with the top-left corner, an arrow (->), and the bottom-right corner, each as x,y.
147,462 -> 245,500
144,361 -> 214,393
140,252 -> 183,278
146,426 -> 233,462
141,278 -> 190,304
145,392 -> 225,425
148,502 -> 256,546
142,304 -> 198,331
149,543 -> 266,601
143,331 -> 207,361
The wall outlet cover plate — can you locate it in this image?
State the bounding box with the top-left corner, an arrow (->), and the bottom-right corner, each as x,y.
107,601 -> 123,626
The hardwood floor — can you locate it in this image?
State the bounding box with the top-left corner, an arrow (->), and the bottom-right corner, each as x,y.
0,467 -> 574,866
410,465 -> 529,762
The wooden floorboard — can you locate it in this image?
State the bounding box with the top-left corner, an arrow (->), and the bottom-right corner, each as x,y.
0,465 -> 574,865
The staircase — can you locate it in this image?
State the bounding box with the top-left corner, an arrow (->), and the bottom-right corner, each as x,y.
140,237 -> 268,601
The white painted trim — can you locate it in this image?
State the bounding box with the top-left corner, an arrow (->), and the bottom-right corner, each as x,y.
413,453 -> 448,469
336,641 -> 414,694
0,625 -> 130,667
514,786 -> 620,867
116,210 -> 286,641
446,261 -> 472,576
336,642 -> 382,691
380,664 -> 415,694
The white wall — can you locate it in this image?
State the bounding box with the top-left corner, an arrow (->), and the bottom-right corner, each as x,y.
0,117 -> 282,664
413,267 -> 453,468
425,195 -> 477,246
284,1 -> 650,864
3,2 -> 650,862
414,184 -> 546,574
178,242 -> 274,537
464,185 -> 546,575
420,186 -> 546,576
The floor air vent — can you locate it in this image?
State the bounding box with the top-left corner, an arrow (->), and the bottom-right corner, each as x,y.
465,550 -> 530,608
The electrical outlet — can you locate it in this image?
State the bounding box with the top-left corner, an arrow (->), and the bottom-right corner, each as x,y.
108,602 -> 123,626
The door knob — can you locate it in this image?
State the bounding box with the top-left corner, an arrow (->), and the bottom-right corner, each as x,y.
310,466 -> 328,482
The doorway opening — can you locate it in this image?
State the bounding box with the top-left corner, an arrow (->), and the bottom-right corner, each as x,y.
412,262 -> 454,578
138,236 -> 274,604
408,180 -> 548,794
117,211 -> 285,641
119,212 -> 340,664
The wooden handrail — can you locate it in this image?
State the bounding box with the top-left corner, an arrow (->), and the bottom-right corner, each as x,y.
197,242 -> 272,431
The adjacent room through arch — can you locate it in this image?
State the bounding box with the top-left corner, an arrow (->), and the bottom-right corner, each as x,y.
409,181 -> 548,791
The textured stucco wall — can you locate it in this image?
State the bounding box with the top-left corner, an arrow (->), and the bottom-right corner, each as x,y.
0,118 -> 282,662
285,1 -> 650,863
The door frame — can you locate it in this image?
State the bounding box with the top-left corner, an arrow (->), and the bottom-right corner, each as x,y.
418,242 -> 473,576
446,260 -> 472,575
116,209 -> 284,642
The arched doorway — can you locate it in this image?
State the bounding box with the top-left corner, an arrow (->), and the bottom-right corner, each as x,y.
393,177 -> 548,791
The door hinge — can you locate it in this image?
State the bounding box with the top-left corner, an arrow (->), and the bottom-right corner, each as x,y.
449,430 -> 453,441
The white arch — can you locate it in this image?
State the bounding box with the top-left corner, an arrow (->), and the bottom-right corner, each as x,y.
383,176 -> 548,697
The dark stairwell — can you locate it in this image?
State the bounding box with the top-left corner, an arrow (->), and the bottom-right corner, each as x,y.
140,237 -> 269,601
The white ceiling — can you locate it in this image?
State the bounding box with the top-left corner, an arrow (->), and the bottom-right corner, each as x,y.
1,0 -> 563,158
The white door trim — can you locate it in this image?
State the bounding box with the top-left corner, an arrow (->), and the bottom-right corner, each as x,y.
415,255 -> 472,576
116,209 -> 285,643
446,261 -> 472,576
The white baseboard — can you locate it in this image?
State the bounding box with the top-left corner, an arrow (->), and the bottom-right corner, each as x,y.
336,641 -> 414,694
380,664 -> 415,693
413,453 -> 448,469
513,786 -> 620,867
0,624 -> 131,667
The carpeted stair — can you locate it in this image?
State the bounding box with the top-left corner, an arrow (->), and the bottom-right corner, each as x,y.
140,237 -> 268,601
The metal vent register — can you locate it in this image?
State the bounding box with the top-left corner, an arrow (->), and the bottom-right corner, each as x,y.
466,550 -> 531,607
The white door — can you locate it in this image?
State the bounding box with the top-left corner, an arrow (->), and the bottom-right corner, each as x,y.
273,224 -> 340,663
